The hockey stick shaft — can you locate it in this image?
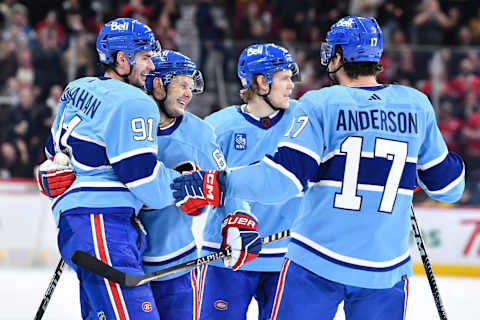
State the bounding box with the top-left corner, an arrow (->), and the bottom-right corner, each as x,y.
33,258 -> 66,320
72,229 -> 290,287
410,205 -> 448,320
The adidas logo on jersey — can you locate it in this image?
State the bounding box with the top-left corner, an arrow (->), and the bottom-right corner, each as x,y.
110,21 -> 129,31
368,93 -> 381,101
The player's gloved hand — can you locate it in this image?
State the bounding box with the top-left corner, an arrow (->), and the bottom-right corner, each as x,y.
36,156 -> 75,198
171,170 -> 226,215
221,211 -> 262,271
172,163 -> 208,216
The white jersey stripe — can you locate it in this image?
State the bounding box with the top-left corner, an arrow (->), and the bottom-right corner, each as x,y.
292,232 -> 410,268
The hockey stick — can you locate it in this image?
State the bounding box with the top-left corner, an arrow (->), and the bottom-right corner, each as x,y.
33,258 -> 66,320
410,200 -> 448,320
72,229 -> 290,287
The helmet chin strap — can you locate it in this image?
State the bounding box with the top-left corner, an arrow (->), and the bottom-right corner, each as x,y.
156,87 -> 178,121
112,55 -> 134,83
326,59 -> 345,85
259,85 -> 280,112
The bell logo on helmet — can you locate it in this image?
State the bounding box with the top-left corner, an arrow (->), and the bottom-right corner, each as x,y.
247,46 -> 263,56
336,18 -> 354,28
110,21 -> 129,31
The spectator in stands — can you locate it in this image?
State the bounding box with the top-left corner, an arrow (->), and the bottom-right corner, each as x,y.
463,104 -> 480,183
437,99 -> 464,154
7,86 -> 35,175
412,0 -> 458,45
34,10 -> 65,48
0,141 -> 32,178
349,0 -> 383,17
120,0 -> 152,23
448,57 -> 480,102
61,32 -> 95,79
458,25 -> 473,47
15,46 -> 34,86
30,84 -> 57,165
152,9 -> 177,50
33,27 -> 65,100
469,8 -> 480,45
195,0 -> 232,79
9,3 -> 35,47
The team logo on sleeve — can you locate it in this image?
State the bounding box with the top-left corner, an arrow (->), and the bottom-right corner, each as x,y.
234,133 -> 247,150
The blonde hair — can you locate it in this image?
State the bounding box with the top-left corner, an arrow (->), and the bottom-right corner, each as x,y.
239,75 -> 263,103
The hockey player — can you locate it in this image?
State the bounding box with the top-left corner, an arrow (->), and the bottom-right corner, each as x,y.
139,49 -> 259,319
37,18 -> 180,319
38,47 -> 261,319
171,17 -> 465,319
187,43 -> 300,320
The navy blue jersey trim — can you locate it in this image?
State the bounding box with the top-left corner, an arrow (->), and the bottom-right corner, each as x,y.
157,116 -> 183,136
268,145 -> 319,189
45,134 -> 55,156
314,155 -> 417,189
351,85 -> 389,91
69,136 -> 109,167
418,152 -> 464,191
291,238 -> 410,272
143,245 -> 197,267
112,152 -> 157,184
236,106 -> 285,129
61,206 -> 134,215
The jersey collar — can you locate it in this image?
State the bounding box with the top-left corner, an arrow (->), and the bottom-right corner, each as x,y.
237,105 -> 285,129
350,85 -> 389,91
157,116 -> 183,136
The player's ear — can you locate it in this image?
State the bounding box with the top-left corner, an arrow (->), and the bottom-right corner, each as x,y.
256,75 -> 269,95
153,77 -> 166,99
332,52 -> 342,67
115,51 -> 129,70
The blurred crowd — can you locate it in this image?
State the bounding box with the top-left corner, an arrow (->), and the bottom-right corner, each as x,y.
0,0 -> 479,205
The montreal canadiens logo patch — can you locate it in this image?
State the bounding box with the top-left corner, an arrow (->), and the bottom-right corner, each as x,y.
234,133 -> 246,150
142,302 -> 153,312
214,300 -> 228,311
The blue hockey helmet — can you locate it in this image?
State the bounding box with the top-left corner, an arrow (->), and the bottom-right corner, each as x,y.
96,18 -> 158,65
237,43 -> 300,88
145,50 -> 204,94
321,16 -> 383,66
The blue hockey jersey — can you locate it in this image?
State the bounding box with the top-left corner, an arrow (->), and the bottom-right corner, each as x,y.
139,112 -> 230,280
45,77 -> 179,224
201,102 -> 301,272
224,85 -> 465,288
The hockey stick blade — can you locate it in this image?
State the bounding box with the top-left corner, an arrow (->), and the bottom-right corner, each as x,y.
72,229 -> 290,287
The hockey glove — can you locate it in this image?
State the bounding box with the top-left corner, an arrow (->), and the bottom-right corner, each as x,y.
171,170 -> 226,215
221,211 -> 262,271
36,156 -> 75,198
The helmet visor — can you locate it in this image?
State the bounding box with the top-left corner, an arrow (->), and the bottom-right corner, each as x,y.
191,70 -> 204,94
321,42 -> 333,66
290,63 -> 301,83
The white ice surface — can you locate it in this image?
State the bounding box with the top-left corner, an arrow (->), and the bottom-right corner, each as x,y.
1,269 -> 479,319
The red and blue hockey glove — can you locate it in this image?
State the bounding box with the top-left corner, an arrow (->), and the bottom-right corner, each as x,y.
221,211 -> 262,271
36,155 -> 75,198
171,170 -> 226,215
172,163 -> 207,216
